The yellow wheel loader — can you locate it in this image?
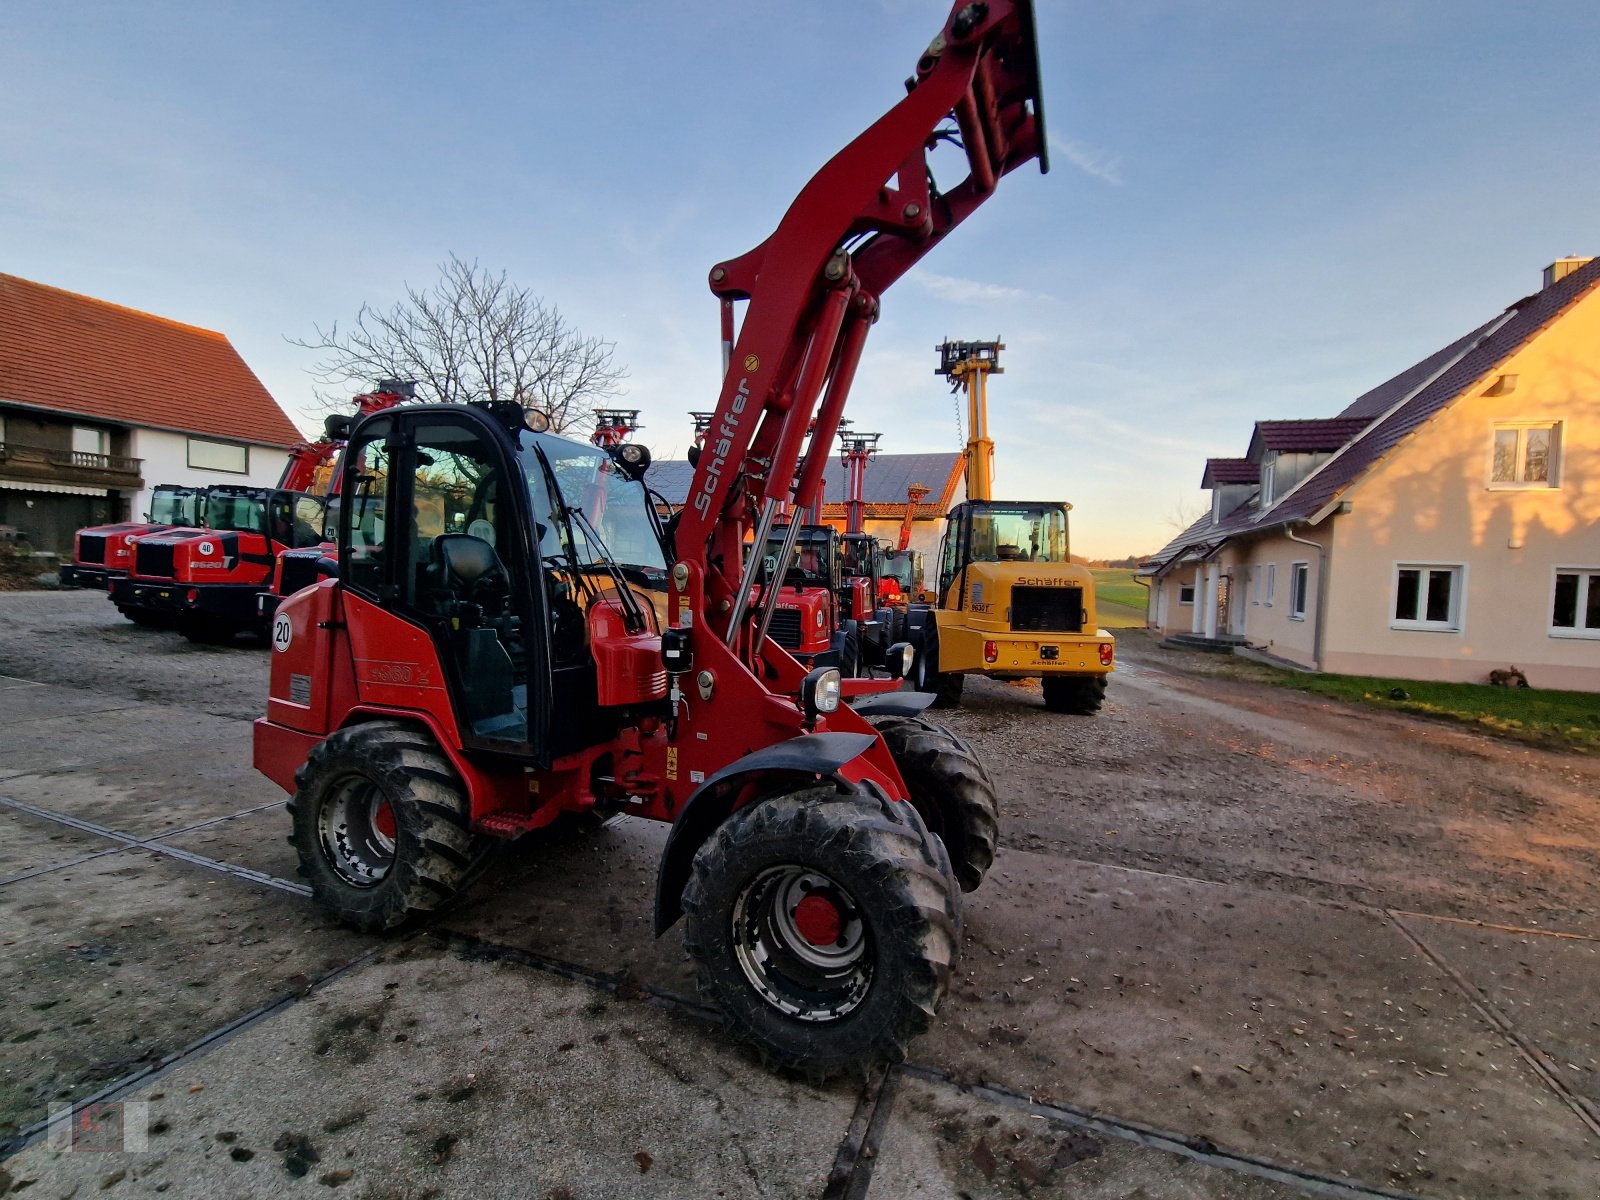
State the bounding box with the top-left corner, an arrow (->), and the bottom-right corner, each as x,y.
905,340 -> 1114,712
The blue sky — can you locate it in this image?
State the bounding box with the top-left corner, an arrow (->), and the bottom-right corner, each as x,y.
3,1 -> 1597,558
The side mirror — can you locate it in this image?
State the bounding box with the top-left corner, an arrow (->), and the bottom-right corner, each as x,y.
324,414 -> 353,441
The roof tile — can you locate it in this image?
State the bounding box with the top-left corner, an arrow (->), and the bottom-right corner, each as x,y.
0,274 -> 301,447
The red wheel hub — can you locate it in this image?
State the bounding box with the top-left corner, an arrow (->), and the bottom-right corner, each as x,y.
793,893 -> 843,946
374,801 -> 396,840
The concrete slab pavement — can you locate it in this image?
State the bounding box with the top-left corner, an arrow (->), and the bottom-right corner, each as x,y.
0,807 -> 120,880
0,850 -> 368,1137
0,705 -> 244,783
0,736 -> 278,837
4,945 -> 862,1200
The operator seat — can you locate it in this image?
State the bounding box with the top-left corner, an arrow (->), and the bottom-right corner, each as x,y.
429,534 -> 509,615
426,534 -> 521,738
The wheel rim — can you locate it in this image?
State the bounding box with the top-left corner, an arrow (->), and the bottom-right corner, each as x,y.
731,865 -> 873,1022
318,774 -> 396,887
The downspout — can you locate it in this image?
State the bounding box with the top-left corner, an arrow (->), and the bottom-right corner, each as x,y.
1282,523 -> 1326,670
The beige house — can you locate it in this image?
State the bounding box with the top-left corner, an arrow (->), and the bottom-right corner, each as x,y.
1144,257 -> 1600,692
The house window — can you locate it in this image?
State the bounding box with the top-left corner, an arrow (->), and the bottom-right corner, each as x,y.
1289,562 -> 1309,620
1551,569 -> 1600,638
1263,562 -> 1276,606
188,438 -> 249,474
72,425 -> 108,457
1490,422 -> 1560,487
1393,564 -> 1463,631
1260,459 -> 1276,507
1178,581 -> 1196,606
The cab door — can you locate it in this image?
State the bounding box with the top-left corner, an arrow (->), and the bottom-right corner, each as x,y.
339,410 -> 551,763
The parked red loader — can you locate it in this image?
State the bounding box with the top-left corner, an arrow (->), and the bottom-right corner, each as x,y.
255,0 -> 1044,1075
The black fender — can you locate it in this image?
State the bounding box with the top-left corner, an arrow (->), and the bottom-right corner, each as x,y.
653,731 -> 876,935
846,691 -> 935,719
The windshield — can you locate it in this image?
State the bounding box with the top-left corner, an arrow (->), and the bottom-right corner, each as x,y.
522,437 -> 666,576
841,535 -> 876,578
967,505 -> 1070,563
150,488 -> 199,526
882,553 -> 915,588
760,526 -> 833,586
204,489 -> 266,534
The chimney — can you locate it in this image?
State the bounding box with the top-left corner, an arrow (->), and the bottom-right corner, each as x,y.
1543,257 -> 1594,288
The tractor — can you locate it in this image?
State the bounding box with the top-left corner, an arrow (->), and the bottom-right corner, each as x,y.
255,0 -> 1044,1075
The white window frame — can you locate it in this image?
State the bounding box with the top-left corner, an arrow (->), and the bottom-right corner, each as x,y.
1177,580 -> 1196,607
1263,562 -> 1276,607
187,437 -> 250,474
1391,562 -> 1465,632
1260,459 -> 1276,507
1289,561 -> 1309,620
72,425 -> 109,456
1549,567 -> 1600,639
1488,421 -> 1561,489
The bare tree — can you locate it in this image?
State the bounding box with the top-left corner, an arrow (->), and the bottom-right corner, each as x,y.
291,254 -> 627,434
1167,494 -> 1207,533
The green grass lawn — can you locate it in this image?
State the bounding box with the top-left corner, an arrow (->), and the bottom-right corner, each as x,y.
1280,672 -> 1600,753
1092,568 -> 1148,630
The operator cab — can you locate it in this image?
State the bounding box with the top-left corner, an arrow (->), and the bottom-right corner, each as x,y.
760,523 -> 840,592
147,485 -> 205,527
336,404 -> 666,763
203,485 -> 327,549
937,500 -> 1071,596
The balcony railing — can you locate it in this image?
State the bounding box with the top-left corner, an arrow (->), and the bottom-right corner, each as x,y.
0,441 -> 144,487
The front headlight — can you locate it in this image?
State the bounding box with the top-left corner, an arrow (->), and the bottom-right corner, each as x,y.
801,667 -> 842,719
890,642 -> 915,680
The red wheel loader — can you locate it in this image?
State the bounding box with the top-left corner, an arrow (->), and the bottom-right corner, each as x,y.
255,0 -> 1045,1076
59,484 -> 206,622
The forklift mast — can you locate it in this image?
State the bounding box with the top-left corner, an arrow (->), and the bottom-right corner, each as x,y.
935,337 -> 1004,503
839,429 -> 881,536
673,0 -> 1047,670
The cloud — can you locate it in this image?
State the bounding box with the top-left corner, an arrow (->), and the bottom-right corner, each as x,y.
911,272 -> 1048,305
1048,134 -> 1124,185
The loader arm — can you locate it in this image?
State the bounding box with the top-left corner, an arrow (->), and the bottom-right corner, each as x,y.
673,0 -> 1048,665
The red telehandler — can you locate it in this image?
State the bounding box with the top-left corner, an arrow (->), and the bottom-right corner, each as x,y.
255,0 -> 1043,1076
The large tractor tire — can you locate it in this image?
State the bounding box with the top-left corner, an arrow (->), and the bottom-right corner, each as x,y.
1042,675 -> 1107,715
910,626 -> 964,708
865,715 -> 999,892
681,783 -> 960,1079
288,720 -> 484,933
